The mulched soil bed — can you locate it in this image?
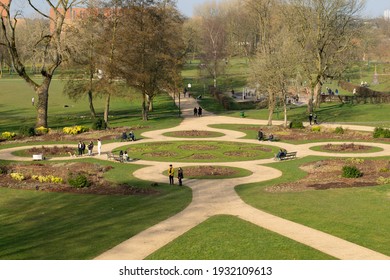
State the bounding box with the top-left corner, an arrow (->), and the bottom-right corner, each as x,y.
267,159 -> 390,193
321,143 -> 372,152
184,166 -> 238,177
168,130 -> 220,137
0,162 -> 158,196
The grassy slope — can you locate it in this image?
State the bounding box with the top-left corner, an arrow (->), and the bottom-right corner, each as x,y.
236,156 -> 390,256
146,215 -> 335,260
0,159 -> 192,259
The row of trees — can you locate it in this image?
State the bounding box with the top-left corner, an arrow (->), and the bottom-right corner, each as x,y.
185,0 -> 367,125
0,0 -> 186,128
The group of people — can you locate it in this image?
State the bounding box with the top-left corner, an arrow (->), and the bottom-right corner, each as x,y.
118,150 -> 130,162
121,131 -> 136,141
193,107 -> 203,117
77,139 -> 102,156
168,164 -> 184,186
257,129 -> 274,141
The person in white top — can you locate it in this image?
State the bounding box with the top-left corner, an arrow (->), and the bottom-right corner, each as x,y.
97,139 -> 102,155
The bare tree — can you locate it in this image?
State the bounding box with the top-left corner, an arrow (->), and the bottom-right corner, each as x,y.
0,0 -> 85,128
283,0 -> 365,113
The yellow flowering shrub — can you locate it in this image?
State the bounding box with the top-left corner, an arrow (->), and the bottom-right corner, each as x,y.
35,126 -> 49,135
63,126 -> 89,135
1,131 -> 16,140
32,175 -> 63,184
10,173 -> 25,181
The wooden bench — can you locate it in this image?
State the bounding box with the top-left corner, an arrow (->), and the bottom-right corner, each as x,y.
32,154 -> 44,161
107,153 -> 123,162
280,152 -> 297,161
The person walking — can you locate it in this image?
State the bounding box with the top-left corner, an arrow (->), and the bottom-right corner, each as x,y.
193,107 -> 198,116
168,164 -> 175,185
198,106 -> 202,117
97,139 -> 102,155
177,167 -> 184,186
81,141 -> 86,155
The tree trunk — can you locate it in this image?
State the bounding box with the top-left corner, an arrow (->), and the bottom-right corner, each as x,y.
314,82 -> 322,108
142,92 -> 148,121
88,90 -> 96,118
283,98 -> 288,128
147,95 -> 153,112
35,78 -> 51,128
267,93 -> 275,126
104,93 -> 111,127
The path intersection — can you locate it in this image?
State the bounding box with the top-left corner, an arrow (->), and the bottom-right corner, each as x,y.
1,95 -> 389,260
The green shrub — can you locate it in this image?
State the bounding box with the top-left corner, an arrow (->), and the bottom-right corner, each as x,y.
0,165 -> 8,174
342,166 -> 363,178
289,120 -> 304,129
19,126 -> 36,137
68,173 -> 90,188
373,127 -> 390,138
334,127 -> 344,134
92,118 -> 107,130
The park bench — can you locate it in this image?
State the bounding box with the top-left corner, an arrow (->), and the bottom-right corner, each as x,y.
280,152 -> 297,161
107,153 -> 123,162
32,154 -> 44,161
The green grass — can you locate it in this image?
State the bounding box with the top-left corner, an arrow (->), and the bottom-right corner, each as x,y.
146,215 -> 335,260
0,78 -> 181,132
116,141 -> 278,163
236,156 -> 390,256
0,159 -> 192,259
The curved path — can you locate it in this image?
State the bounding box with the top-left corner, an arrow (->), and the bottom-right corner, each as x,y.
1,95 -> 389,260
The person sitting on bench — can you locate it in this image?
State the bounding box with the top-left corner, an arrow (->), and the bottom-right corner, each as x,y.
123,151 -> 129,162
121,132 -> 128,141
257,129 -> 264,141
268,134 -> 274,141
128,131 -> 136,141
276,148 -> 287,160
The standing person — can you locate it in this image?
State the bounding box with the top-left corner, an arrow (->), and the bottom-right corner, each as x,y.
88,141 -> 94,156
81,141 -> 86,155
313,114 -> 318,124
193,107 -> 198,116
168,164 -> 174,185
97,139 -> 102,155
177,167 -> 184,186
308,112 -> 313,125
198,106 -> 202,117
77,141 -> 83,156
32,97 -> 35,106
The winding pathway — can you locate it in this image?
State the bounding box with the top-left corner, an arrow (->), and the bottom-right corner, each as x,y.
1,95 -> 389,260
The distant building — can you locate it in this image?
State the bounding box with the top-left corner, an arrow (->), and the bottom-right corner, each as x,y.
385,9 -> 390,20
0,0 -> 10,18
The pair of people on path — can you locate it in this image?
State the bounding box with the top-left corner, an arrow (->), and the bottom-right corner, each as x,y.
308,113 -> 318,125
193,107 -> 202,117
168,164 -> 184,186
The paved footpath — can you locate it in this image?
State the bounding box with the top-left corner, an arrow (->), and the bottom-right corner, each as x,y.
1,95 -> 389,260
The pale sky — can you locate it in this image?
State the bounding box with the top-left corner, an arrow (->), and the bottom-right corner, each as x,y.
14,0 -> 390,19
177,0 -> 390,18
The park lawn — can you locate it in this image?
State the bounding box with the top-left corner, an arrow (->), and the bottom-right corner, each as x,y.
0,159 -> 192,260
0,78 -> 181,132
146,215 -> 335,260
115,141 -> 279,163
236,156 -> 390,257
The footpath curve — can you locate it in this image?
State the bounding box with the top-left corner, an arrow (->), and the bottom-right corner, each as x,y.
1,95 -> 389,260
